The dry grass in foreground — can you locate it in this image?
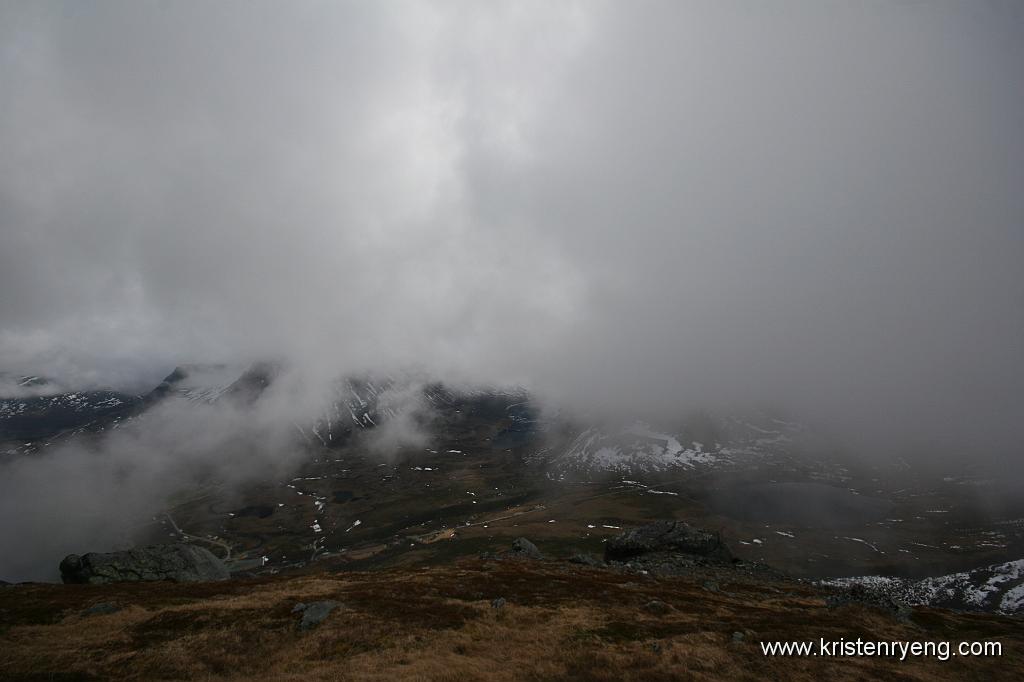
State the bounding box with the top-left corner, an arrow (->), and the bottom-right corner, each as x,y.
1,558 -> 1022,681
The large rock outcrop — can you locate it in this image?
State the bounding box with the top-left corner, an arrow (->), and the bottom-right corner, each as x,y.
59,543 -> 230,584
604,521 -> 732,562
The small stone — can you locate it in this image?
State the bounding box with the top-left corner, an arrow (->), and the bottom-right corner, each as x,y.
702,580 -> 719,592
642,600 -> 671,615
732,631 -> 745,643
82,602 -> 120,616
491,597 -> 506,609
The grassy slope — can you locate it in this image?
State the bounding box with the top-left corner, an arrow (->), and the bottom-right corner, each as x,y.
2,558 -> 1022,681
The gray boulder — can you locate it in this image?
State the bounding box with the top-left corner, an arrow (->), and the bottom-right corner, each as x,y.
60,543 -> 230,584
568,553 -> 603,567
294,600 -> 341,630
510,537 -> 544,560
605,521 -> 732,562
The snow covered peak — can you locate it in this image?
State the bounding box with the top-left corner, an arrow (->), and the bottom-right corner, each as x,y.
552,412 -> 807,475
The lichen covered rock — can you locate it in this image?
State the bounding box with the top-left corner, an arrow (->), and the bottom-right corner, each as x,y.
59,543 -> 229,584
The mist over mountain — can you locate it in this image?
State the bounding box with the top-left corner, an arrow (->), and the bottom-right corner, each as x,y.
1,1 -> 1022,474
4,11 -> 1024,679
1,0 -> 1023,609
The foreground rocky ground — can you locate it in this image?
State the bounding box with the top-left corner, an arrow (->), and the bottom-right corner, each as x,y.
2,552 -> 1022,681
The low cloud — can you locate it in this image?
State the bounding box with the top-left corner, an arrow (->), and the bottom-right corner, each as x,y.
360,380 -> 438,458
0,393 -> 307,582
1,0 -> 1022,518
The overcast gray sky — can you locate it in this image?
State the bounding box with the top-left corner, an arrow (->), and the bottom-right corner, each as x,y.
1,1 -> 1022,461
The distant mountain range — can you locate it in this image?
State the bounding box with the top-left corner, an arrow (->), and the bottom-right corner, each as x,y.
2,364 -> 1022,614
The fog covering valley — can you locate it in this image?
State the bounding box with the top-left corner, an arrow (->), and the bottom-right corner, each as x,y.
1,0 -> 1023,614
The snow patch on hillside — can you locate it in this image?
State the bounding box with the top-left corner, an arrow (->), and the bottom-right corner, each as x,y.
821,558 -> 1024,614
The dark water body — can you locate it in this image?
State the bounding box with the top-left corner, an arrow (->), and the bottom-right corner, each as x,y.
234,504 -> 274,519
707,482 -> 893,528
